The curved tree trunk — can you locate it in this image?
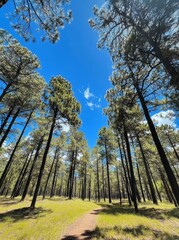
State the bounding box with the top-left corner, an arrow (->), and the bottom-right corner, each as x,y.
136,86 -> 179,206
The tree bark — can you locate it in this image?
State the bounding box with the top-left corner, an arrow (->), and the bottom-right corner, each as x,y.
105,141 -> 112,203
136,86 -> 179,206
137,135 -> 158,204
0,108 -> 20,148
0,110 -> 32,188
30,109 -> 57,208
0,106 -> 14,135
123,126 -> 138,213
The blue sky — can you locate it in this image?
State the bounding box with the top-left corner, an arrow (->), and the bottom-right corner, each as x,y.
1,1 -> 178,149
0,0 -> 113,149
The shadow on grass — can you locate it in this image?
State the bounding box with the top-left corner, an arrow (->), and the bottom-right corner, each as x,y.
96,203 -> 179,220
89,204 -> 179,239
91,225 -> 179,240
0,207 -> 52,222
61,230 -> 95,240
0,198 -> 20,206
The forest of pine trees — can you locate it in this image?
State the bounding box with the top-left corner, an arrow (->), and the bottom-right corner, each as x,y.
0,0 -> 179,214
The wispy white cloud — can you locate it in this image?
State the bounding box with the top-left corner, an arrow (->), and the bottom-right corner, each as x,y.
151,110 -> 176,128
84,87 -> 94,99
87,101 -> 101,111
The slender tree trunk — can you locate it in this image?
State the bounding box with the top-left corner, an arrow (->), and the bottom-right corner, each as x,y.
88,176 -> 91,201
0,83 -> 11,102
102,159 -> 106,202
97,158 -> 100,202
30,110 -> 57,208
118,137 -> 132,205
137,135 -> 158,204
0,108 -> 20,148
149,166 -> 162,202
105,141 -> 112,203
166,133 -> 179,161
69,150 -> 77,199
0,109 -> 32,188
21,138 -> 44,201
67,151 -> 75,198
136,162 -> 146,202
50,154 -> 59,198
159,168 -> 177,206
136,86 -> 179,206
11,147 -> 35,198
43,148 -> 57,199
116,166 -> 122,204
123,126 -> 138,213
0,106 -> 14,135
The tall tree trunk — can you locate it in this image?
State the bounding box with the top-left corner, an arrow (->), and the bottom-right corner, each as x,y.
97,158 -> 100,202
0,83 -> 11,102
0,110 -> 32,188
166,133 -> 179,162
116,166 -> 122,204
0,106 -> 14,135
149,166 -> 162,203
136,86 -> 179,206
136,162 -> 146,202
0,108 -> 20,148
30,110 -> 57,208
67,151 -> 75,198
101,159 -> 106,202
137,135 -> 158,204
50,153 -> 59,198
88,176 -> 91,201
123,126 -> 138,213
11,147 -> 35,198
43,148 -> 57,199
21,138 -> 44,201
118,137 -> 132,205
105,141 -> 112,203
69,149 -> 77,199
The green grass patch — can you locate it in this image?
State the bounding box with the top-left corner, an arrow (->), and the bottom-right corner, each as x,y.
92,202 -> 179,240
0,197 -> 98,240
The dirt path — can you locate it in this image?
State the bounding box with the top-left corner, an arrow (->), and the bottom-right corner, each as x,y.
60,208 -> 101,240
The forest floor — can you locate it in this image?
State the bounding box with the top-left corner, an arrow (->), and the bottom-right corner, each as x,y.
0,197 -> 179,240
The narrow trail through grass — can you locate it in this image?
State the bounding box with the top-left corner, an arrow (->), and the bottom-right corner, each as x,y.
0,197 -> 98,240
0,198 -> 179,240
61,208 -> 102,240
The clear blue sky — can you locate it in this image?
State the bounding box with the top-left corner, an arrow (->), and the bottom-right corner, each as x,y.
0,0 -> 112,149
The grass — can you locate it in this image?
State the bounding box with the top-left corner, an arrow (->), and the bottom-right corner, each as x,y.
0,196 -> 98,240
0,197 -> 179,240
92,202 -> 179,240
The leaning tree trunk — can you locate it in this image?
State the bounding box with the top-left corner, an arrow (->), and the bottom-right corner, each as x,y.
11,146 -> 35,198
137,135 -> 158,204
0,108 -> 20,148
136,86 -> 179,206
43,148 -> 57,199
21,137 -> 44,201
0,110 -> 32,189
0,106 -> 14,135
118,137 -> 132,205
123,126 -> 138,213
30,109 -> 57,208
